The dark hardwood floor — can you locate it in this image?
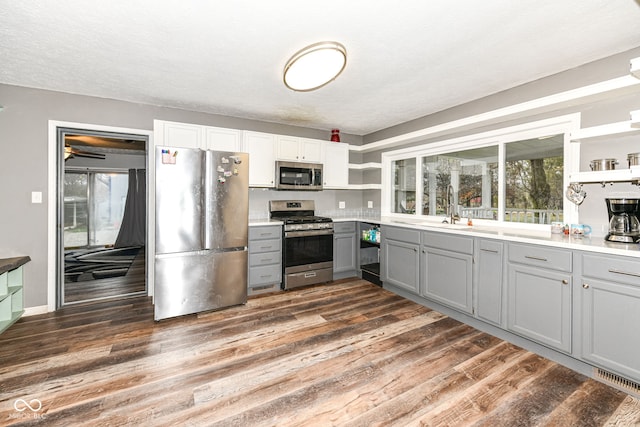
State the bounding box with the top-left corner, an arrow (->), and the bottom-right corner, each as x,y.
64,247 -> 146,303
1,279 -> 639,426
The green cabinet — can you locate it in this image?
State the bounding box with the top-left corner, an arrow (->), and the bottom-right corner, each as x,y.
507,243 -> 572,353
0,256 -> 30,334
381,225 -> 420,294
579,252 -> 640,382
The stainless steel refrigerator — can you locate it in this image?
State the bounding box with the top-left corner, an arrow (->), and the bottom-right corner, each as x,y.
154,146 -> 248,321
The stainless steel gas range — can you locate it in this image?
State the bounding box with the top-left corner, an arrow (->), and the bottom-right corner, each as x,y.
269,200 -> 333,290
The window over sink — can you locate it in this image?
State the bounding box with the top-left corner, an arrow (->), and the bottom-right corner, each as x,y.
382,115 -> 580,228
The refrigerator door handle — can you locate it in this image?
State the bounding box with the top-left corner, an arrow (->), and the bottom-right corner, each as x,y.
204,151 -> 213,250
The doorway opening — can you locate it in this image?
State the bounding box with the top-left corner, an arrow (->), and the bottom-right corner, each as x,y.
57,128 -> 149,307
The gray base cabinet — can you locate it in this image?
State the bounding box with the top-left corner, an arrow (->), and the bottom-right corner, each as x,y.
421,232 -> 473,314
248,225 -> 282,293
380,223 -> 640,386
333,222 -> 357,275
507,243 -> 572,353
381,226 -> 420,294
475,239 -> 504,326
579,253 -> 640,381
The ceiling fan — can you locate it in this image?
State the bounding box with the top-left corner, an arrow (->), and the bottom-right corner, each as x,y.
64,145 -> 106,161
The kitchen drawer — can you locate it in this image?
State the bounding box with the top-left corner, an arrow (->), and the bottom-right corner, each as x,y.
249,252 -> 281,267
422,231 -> 473,254
248,238 -> 281,254
382,225 -> 420,244
582,253 -> 640,286
334,221 -> 356,234
249,226 -> 281,240
508,243 -> 572,273
249,265 -> 282,286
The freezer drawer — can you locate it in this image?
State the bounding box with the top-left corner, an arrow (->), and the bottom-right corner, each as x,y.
154,250 -> 247,320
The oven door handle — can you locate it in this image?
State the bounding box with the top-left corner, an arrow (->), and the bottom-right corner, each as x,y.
285,229 -> 334,238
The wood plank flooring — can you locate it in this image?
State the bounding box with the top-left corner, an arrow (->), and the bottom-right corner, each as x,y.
1,279 -> 639,426
64,247 -> 146,303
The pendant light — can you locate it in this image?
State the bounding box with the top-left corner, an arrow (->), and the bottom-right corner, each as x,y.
283,42 -> 347,92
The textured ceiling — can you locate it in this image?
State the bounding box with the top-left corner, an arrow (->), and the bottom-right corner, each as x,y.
1,1 -> 640,136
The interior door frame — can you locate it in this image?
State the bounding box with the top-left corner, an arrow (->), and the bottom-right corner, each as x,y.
47,120 -> 154,311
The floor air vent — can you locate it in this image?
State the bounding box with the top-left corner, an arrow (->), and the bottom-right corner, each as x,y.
595,368 -> 640,397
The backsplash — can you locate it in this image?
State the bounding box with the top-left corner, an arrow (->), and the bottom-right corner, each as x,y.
248,188 -> 379,220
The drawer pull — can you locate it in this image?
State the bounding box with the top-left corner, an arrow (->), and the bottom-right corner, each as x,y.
260,274 -> 272,278
260,246 -> 272,250
525,255 -> 547,262
261,258 -> 273,263
583,283 -> 590,289
481,248 -> 499,253
608,268 -> 640,278
562,279 -> 569,285
260,233 -> 271,236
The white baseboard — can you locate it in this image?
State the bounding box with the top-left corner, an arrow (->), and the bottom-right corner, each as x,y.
24,305 -> 49,316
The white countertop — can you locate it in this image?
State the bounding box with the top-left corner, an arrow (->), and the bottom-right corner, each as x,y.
376,216 -> 640,258
249,218 -> 283,226
250,215 -> 640,257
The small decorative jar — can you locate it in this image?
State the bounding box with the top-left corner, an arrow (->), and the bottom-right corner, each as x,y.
330,129 -> 340,142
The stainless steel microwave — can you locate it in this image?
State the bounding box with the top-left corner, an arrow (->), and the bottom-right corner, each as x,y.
275,161 -> 323,191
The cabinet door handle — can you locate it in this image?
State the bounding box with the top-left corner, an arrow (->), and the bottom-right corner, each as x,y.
414,248 -> 417,252
525,255 -> 547,262
562,279 -> 569,285
582,283 -> 590,289
481,248 -> 499,253
608,268 -> 640,278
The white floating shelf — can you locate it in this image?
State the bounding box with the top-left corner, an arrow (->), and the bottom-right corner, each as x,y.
348,162 -> 382,170
631,110 -> 640,128
631,57 -> 640,80
570,120 -> 640,142
569,166 -> 640,184
348,184 -> 382,190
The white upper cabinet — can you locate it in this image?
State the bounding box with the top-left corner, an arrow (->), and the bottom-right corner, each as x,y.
155,120 -> 204,149
300,138 -> 323,162
243,131 -> 276,187
205,127 -> 243,152
322,142 -> 349,189
276,136 -> 323,162
154,121 -> 349,188
276,136 -> 300,161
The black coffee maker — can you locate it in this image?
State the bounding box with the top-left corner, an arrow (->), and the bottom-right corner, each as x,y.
605,198 -> 640,243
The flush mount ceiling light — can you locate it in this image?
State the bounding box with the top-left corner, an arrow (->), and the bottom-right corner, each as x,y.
283,41 -> 347,92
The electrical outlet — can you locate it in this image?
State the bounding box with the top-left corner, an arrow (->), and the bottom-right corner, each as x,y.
31,191 -> 42,204
339,201 -> 346,209
367,201 -> 373,208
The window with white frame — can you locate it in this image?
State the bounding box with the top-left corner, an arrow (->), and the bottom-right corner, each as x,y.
382,115 -> 580,227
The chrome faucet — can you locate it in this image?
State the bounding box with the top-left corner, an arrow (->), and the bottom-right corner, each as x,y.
443,184 -> 460,224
